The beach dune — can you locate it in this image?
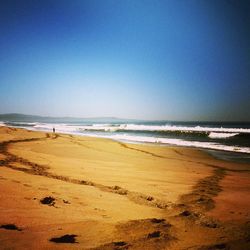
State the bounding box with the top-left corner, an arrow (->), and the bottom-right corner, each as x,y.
0,126 -> 249,249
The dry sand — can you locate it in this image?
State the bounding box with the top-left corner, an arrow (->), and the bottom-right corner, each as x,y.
0,126 -> 249,249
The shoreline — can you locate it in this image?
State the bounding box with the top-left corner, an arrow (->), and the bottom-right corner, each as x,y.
2,124 -> 250,164
205,148 -> 250,164
0,126 -> 250,249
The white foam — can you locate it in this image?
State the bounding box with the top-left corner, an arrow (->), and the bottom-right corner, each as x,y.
26,123 -> 250,134
10,122 -> 39,125
208,132 -> 239,139
34,123 -> 81,133
120,124 -> 250,133
3,122 -> 250,154
49,123 -> 250,134
99,134 -> 250,154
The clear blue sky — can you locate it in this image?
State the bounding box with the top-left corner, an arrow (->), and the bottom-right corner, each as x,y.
0,0 -> 249,121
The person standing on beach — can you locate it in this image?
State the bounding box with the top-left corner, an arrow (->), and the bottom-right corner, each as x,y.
53,127 -> 55,133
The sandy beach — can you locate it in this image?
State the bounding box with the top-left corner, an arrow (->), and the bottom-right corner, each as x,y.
0,126 -> 250,249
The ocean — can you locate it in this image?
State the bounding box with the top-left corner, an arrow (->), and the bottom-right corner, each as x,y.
1,120 -> 250,162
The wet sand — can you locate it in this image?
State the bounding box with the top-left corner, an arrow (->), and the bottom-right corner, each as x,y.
0,126 -> 250,249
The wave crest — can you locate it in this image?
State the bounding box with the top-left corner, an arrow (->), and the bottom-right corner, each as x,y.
208,132 -> 239,139
101,134 -> 250,154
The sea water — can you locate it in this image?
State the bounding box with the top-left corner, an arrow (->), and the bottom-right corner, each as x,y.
1,120 -> 250,162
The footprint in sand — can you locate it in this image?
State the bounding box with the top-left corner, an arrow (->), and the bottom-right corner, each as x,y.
49,234 -> 78,244
40,196 -> 56,206
113,241 -> 128,247
147,231 -> 161,238
23,183 -> 32,187
0,224 -> 22,231
63,199 -> 70,204
11,180 -> 21,184
70,196 -> 79,200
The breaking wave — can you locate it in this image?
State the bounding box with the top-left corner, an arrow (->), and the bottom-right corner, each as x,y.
1,121 -> 250,154
30,123 -> 250,134
208,132 -> 239,139
100,134 -> 250,154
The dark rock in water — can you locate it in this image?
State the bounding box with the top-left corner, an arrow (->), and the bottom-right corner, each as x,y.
40,196 -> 55,206
50,234 -> 78,243
0,224 -> 22,231
148,231 -> 161,238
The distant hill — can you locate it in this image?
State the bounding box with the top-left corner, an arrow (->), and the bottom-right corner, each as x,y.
0,113 -> 137,123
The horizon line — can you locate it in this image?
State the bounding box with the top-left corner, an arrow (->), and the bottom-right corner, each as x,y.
0,113 -> 250,123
